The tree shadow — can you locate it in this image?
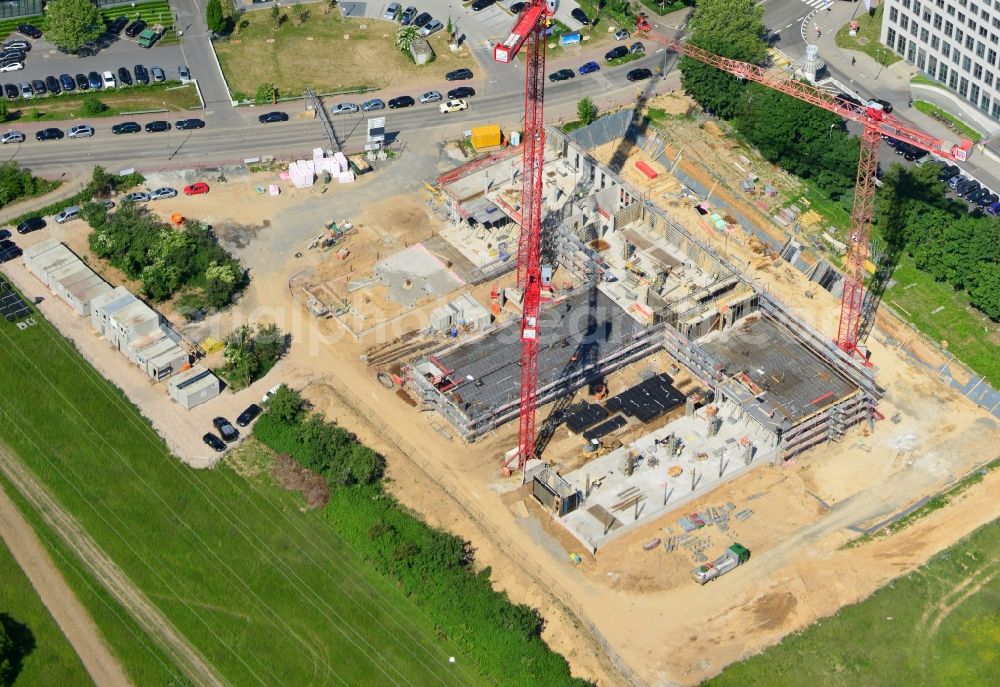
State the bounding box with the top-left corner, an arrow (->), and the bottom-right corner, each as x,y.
0,612 -> 36,685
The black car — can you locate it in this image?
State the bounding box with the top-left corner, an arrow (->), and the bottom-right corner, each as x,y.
965,187 -> 989,204
626,67 -> 653,81
1,49 -> 26,62
88,71 -> 103,90
388,95 -> 415,109
412,11 -> 432,27
446,68 -> 473,81
134,64 -> 149,85
835,93 -> 863,108
0,239 -> 22,263
117,67 -> 133,86
471,0 -> 496,10
904,146 -> 927,162
447,86 -> 475,99
872,98 -> 893,113
976,192 -> 998,208
236,404 -> 262,427
605,45 -> 628,61
176,118 -> 206,130
571,7 -> 589,23
937,164 -> 959,182
3,83 -> 16,99
549,68 -> 575,82
75,73 -> 90,90
258,111 -> 289,124
45,75 -> 61,95
31,79 -> 46,95
202,432 -> 226,452
59,73 -> 75,92
111,121 -> 141,135
145,120 -> 170,132
0,230 -> 10,241
124,20 -> 147,38
35,127 -> 63,141
108,16 -> 129,35
16,24 -> 42,40
956,179 -> 980,197
16,217 -> 46,234
213,417 -> 239,443
510,1 -> 526,12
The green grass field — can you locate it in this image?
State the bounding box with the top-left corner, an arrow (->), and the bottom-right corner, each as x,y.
0,300 -> 478,686
0,539 -> 93,686
913,100 -> 983,142
834,6 -> 902,67
4,83 -> 201,123
705,516 -> 1000,686
0,1 -> 176,43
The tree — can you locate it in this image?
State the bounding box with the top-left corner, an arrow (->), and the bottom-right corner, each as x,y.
80,95 -> 108,116
969,262 -> 1000,320
577,97 -> 598,125
224,324 -> 259,387
271,4 -> 282,30
45,0 -> 103,52
291,3 -> 309,25
255,83 -> 277,104
395,25 -> 419,52
206,0 -> 227,34
0,620 -> 12,686
0,99 -> 6,123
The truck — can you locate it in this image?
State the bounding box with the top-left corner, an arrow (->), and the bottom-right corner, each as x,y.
691,543 -> 750,585
137,24 -> 164,49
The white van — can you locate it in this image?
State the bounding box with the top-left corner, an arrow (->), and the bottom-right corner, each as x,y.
54,205 -> 81,223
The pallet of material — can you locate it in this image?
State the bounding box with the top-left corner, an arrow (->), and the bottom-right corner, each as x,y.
564,402 -> 610,434
643,537 -> 662,551
583,415 -> 628,442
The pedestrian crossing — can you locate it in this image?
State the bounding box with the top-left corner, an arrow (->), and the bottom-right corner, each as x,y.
801,0 -> 832,9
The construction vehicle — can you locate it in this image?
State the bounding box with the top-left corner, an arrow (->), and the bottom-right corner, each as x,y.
137,24 -> 163,48
691,543 -> 750,585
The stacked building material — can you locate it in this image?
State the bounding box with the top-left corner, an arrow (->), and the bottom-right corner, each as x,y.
604,373 -> 686,423
564,402 -> 610,434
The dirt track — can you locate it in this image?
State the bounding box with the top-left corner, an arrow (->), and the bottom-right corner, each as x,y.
0,444 -> 227,687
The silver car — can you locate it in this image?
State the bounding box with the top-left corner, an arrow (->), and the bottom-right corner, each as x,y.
124,191 -> 151,203
419,19 -> 443,37
68,124 -> 95,139
383,2 -> 400,20
149,187 -> 178,200
332,102 -> 360,115
1,131 -> 25,144
419,90 -> 442,103
361,98 -> 385,112
151,66 -> 165,82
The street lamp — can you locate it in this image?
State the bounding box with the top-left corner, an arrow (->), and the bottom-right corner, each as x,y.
875,49 -> 886,80
829,122 -> 836,139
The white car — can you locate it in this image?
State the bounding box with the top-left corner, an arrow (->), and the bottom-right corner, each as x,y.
149,187 -> 178,200
102,70 -> 116,88
261,384 -> 281,404
419,19 -> 443,36
67,125 -> 95,139
439,98 -> 468,113
332,102 -> 359,115
123,191 -> 150,203
0,62 -> 23,72
1,131 -> 25,144
383,2 -> 400,20
420,90 -> 442,103
614,28 -> 630,41
55,206 -> 81,224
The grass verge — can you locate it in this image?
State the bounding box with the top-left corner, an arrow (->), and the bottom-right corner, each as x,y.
0,163 -> 61,211
705,513 -> 1000,686
4,83 -> 201,123
0,538 -> 93,686
0,299 -> 475,687
0,1 -> 177,44
561,120 -> 585,132
607,52 -> 643,68
911,73 -> 949,90
913,100 -> 982,142
834,7 -> 902,66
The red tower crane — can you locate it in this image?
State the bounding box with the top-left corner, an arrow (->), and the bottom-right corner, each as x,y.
495,11 -> 972,475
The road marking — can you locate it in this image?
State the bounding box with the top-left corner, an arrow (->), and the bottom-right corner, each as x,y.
785,23 -> 794,28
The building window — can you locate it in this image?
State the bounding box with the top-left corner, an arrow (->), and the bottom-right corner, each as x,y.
888,27 -> 898,48
982,94 -> 991,112
963,55 -> 973,70
954,48 -> 962,63
947,5 -> 955,16
986,71 -> 994,85
932,35 -> 941,48
924,9 -> 932,21
975,63 -> 984,77
991,48 -> 999,64
950,70 -> 959,87
909,42 -> 918,62
939,63 -> 949,81
891,6 -> 899,22
970,20 -> 978,30
919,49 -> 927,69
966,35 -> 975,48
992,101 -> 1000,119
943,41 -> 952,57
946,20 -> 954,35
921,27 -> 930,42
956,27 -> 965,40
904,0 -> 911,8
913,22 -> 920,36
915,0 -> 922,12
978,41 -> 987,55
959,76 -> 969,95
935,13 -> 944,28
971,83 -> 980,102
899,36 -> 908,54
902,15 -> 910,30
929,55 -> 939,73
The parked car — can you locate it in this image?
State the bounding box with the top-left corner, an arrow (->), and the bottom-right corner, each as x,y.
549,68 -> 575,82
2,40 -> 30,52
976,192 -> 998,208
258,111 -> 288,123
111,121 -> 141,135
419,19 -> 444,36
947,174 -> 966,189
44,75 -> 61,95
903,146 -> 927,162
401,6 -> 417,24
67,124 -> 95,138
412,11 -> 432,27
986,201 -> 1000,216
0,131 -> 25,144
446,68 -> 473,81
58,73 -> 75,92
88,71 -> 103,89
937,164 -> 959,182
19,82 -> 31,98
361,98 -> 385,112
149,187 -> 178,200
16,217 -> 46,234
102,70 -> 116,88
30,79 -> 45,95
0,240 -> 22,263
3,84 -> 16,99
471,0 -> 496,10
571,7 -> 589,24
439,98 -> 468,113
388,95 -> 415,109
134,64 -> 149,85
332,102 -> 360,115
261,384 -> 281,404
872,97 -> 893,113
956,179 -> 980,197
16,24 -> 42,40
108,16 -> 129,35
35,127 -> 63,141
1,49 -> 26,62
184,182 -> 210,195
98,199 -> 115,210
605,45 -> 628,61
509,1 -> 527,12
236,404 -> 262,427
151,66 -> 165,82
178,65 -> 191,82
74,73 -> 89,90
124,20 -> 147,38
117,67 -> 132,86
626,67 -> 653,81
54,205 -> 81,223
123,191 -> 150,203
579,61 -> 600,75
420,90 -> 442,103
383,2 -> 401,20
447,86 -> 475,99
835,93 -> 864,108
630,41 -> 645,54
202,432 -> 226,452
0,62 -> 24,73
176,118 -> 205,130
145,120 -> 170,132
614,28 -> 630,41
0,230 -> 11,240
965,187 -> 989,204
213,417 -> 239,442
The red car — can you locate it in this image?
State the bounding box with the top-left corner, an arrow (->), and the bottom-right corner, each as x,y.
183,182 -> 210,195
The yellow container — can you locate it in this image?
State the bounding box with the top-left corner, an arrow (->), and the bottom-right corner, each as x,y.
470,124 -> 502,150
201,337 -> 224,354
